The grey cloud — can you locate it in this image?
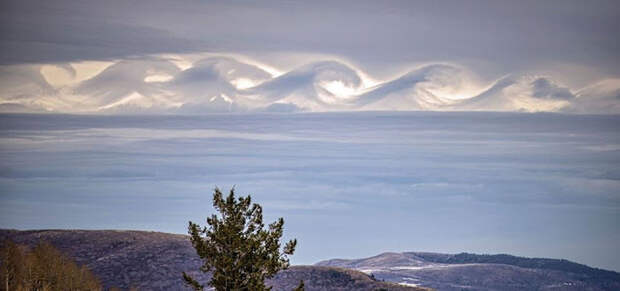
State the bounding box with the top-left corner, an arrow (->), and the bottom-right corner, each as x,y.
76,58 -> 180,106
1,0 -> 619,112
245,61 -> 361,106
0,103 -> 44,113
565,80 -> 620,114
353,64 -> 458,109
0,65 -> 54,100
532,78 -> 575,100
0,0 -> 204,65
166,57 -> 272,113
1,0 -> 619,82
456,75 -> 578,112
168,57 -> 268,107
456,76 -> 519,110
1,112 -> 619,269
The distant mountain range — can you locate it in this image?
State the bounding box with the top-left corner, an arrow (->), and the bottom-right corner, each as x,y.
1,56 -> 618,114
2,229 -> 619,291
317,252 -> 620,291
0,229 -> 425,291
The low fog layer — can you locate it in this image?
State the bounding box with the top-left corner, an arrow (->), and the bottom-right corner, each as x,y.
1,112 -> 618,271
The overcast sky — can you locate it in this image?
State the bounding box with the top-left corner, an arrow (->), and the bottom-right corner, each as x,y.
2,0 -> 619,81
1,0 -> 619,114
1,112 -> 619,271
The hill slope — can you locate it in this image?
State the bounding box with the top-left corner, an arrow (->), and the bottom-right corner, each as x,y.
0,229 -> 427,291
316,252 -> 620,291
5,229 -> 618,290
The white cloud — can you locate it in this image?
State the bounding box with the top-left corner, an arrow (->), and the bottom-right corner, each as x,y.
0,54 -> 618,114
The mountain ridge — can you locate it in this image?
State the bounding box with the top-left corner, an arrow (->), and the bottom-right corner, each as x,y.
317,251 -> 620,291
3,229 -> 619,290
0,229 -> 427,291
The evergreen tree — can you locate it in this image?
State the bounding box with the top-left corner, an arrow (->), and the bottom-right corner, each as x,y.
183,187 -> 299,291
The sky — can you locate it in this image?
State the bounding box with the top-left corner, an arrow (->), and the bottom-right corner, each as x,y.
0,0 -> 619,272
0,112 -> 619,272
0,0 -> 619,113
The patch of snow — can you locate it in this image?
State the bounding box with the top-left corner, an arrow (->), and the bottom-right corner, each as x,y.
399,282 -> 419,287
358,268 -> 379,274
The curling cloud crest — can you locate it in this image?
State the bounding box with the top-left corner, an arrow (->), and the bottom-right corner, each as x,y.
0,55 -> 618,114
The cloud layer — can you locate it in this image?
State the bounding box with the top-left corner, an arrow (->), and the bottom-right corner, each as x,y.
2,0 -> 619,113
1,112 -> 619,270
1,55 -> 619,114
